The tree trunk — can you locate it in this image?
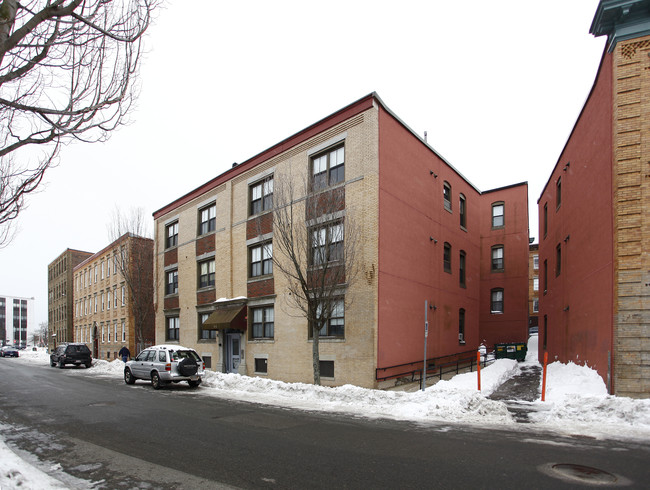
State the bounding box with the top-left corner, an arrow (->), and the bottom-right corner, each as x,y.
312,325 -> 321,385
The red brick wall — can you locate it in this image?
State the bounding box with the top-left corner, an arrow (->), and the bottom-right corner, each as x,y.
247,212 -> 273,239
196,235 -> 215,256
164,248 -> 177,267
247,278 -> 274,298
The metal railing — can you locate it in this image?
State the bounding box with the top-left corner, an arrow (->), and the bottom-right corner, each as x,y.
376,349 -> 494,383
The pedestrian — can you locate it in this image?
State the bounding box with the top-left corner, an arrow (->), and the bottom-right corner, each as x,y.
118,345 -> 130,363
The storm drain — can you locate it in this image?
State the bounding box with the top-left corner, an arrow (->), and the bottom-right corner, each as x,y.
540,463 -> 631,486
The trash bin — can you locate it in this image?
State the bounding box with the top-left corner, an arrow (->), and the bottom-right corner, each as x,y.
494,342 -> 527,362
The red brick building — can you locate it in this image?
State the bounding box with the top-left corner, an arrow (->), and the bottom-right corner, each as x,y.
538,0 -> 650,398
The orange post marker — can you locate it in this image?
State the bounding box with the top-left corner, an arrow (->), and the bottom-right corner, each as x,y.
541,351 -> 548,402
477,351 -> 481,391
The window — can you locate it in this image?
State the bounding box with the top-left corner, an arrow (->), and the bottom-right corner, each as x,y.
443,242 -> 451,273
254,357 -> 268,374
533,277 -> 539,291
101,292 -> 105,312
543,203 -> 548,237
107,258 -> 111,277
311,145 -> 344,191
198,259 -> 216,288
121,285 -> 125,306
543,260 -> 548,294
459,250 -> 466,287
459,194 -> 467,228
101,324 -> 105,342
199,312 -> 216,340
121,320 -> 125,342
533,299 -> 539,313
251,306 -> 274,339
556,243 -> 562,276
94,265 -> 97,283
166,270 -> 178,295
166,221 -> 178,249
114,321 -> 118,342
491,288 -> 504,314
533,254 -> 539,269
491,245 -> 504,272
556,178 -> 562,209
311,222 -> 343,265
198,203 -> 216,235
250,176 -> 273,215
320,360 -> 334,378
492,202 -> 504,228
311,299 -> 344,338
166,316 -> 179,341
114,286 -> 118,307
250,242 -> 273,277
107,323 -> 111,343
458,308 -> 465,343
101,261 -> 105,279
443,182 -> 452,211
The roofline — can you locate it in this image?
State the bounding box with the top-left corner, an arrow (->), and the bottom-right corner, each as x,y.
537,46 -> 608,204
153,93 -> 377,219
73,233 -> 152,271
153,92 -> 531,220
48,248 -> 94,267
480,181 -> 528,194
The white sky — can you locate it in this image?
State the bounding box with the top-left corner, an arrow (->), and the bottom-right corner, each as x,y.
0,0 -> 606,326
3,336 -> 650,488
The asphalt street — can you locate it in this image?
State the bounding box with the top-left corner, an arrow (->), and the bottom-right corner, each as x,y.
0,358 -> 648,489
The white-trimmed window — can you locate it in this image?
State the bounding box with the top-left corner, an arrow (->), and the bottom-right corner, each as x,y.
311,222 -> 343,266
107,290 -> 111,310
121,285 -> 125,306
166,270 -> 178,295
198,259 -> 216,288
166,221 -> 179,249
311,146 -> 344,191
250,242 -> 272,277
121,320 -> 125,342
199,203 -> 216,235
492,202 -> 504,228
166,316 -> 179,341
251,306 -> 274,339
250,176 -> 273,215
310,299 -> 344,338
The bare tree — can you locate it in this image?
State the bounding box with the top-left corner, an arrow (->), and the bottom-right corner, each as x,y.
0,0 -> 158,246
32,321 -> 48,347
263,172 -> 360,385
108,206 -> 153,353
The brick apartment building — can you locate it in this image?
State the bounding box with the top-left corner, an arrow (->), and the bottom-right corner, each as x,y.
73,234 -> 154,361
538,0 -> 650,397
48,248 -> 93,351
153,93 -> 529,389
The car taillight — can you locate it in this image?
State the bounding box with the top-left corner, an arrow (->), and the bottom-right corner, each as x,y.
202,362 -> 205,370
165,363 -> 171,372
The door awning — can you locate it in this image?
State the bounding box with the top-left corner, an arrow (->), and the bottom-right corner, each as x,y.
202,304 -> 246,330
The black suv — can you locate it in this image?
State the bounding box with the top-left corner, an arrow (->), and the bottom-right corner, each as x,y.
50,343 -> 92,368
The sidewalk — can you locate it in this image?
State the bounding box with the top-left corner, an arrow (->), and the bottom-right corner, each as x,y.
488,363 -> 542,422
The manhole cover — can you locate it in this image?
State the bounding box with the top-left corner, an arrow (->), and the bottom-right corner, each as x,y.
551,464 -> 617,484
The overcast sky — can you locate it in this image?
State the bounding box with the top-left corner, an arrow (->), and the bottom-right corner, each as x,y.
0,0 -> 606,327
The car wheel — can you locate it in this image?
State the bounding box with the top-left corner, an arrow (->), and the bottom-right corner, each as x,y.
58,360 -> 65,369
124,368 -> 136,385
50,360 -> 56,367
188,379 -> 201,388
151,372 -> 162,390
85,361 -> 91,368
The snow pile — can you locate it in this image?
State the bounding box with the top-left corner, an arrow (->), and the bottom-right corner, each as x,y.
0,437 -> 68,489
200,364 -> 516,425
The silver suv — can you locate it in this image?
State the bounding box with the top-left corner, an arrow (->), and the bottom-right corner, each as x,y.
124,345 -> 205,389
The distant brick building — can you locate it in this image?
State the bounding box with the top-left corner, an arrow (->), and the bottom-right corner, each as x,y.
48,249 -> 93,351
538,0 -> 650,398
153,93 -> 529,388
73,234 -> 154,361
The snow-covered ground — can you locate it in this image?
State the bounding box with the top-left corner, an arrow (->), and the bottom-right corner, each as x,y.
3,335 -> 650,489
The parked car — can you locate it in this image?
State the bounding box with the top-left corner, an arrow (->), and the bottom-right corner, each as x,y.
50,343 -> 92,368
0,345 -> 19,357
124,345 -> 205,389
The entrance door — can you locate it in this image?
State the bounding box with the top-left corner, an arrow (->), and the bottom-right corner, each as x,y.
225,333 -> 241,373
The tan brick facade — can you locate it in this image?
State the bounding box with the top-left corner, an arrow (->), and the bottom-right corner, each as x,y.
154,107 -> 380,387
73,235 -> 153,362
612,34 -> 650,397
